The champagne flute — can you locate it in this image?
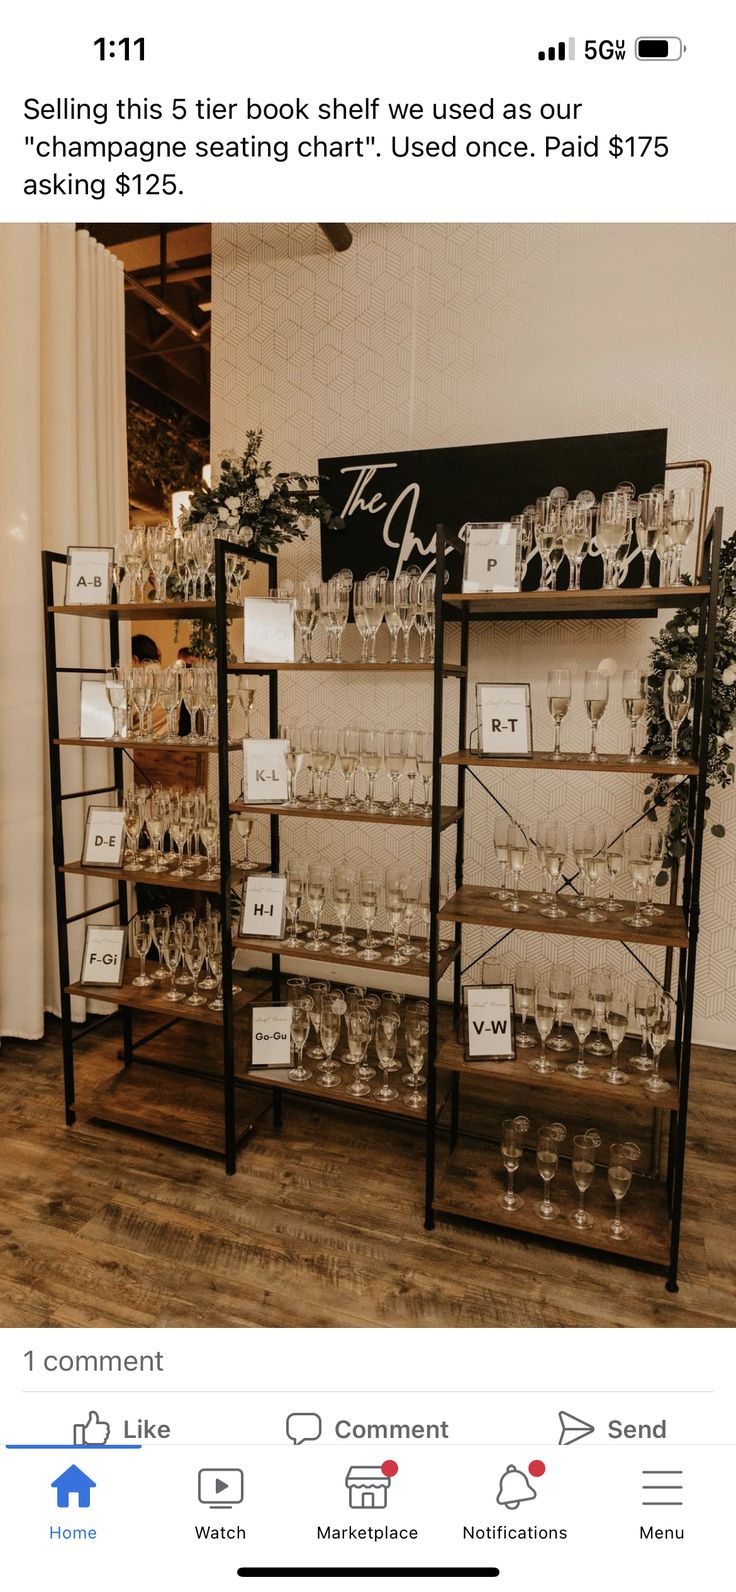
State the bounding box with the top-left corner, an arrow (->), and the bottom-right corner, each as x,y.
546,668 -> 572,761
404,1025 -> 427,1108
307,979 -> 330,1059
513,959 -> 537,1049
331,865 -> 356,954
588,965 -> 613,1054
374,1015 -> 399,1101
385,868 -> 410,966
337,726 -> 360,810
130,915 -> 153,987
574,820 -> 606,923
604,831 -> 624,913
346,1005 -> 372,1096
529,982 -> 557,1075
499,1115 -> 529,1212
357,870 -> 382,962
666,486 -> 695,585
284,859 -> 306,947
385,730 -> 405,814
505,823 -> 528,914
567,983 -> 595,1078
536,1124 -> 566,1221
602,984 -> 629,1085
622,667 -> 647,762
607,1141 -> 640,1241
360,728 -> 383,813
644,990 -> 674,1095
150,906 -> 171,982
569,1130 -> 601,1230
317,993 -> 342,1089
584,670 -> 608,763
104,667 -> 127,740
415,731 -> 433,817
185,925 -> 207,1006
539,819 -> 568,919
596,490 -> 628,587
643,824 -> 665,918
402,729 -> 419,811
548,962 -> 573,1052
306,863 -> 329,945
632,978 -> 656,1073
663,669 -> 692,764
623,831 -> 653,928
635,492 -> 663,588
561,501 -> 590,589
162,923 -> 185,1002
288,996 -> 312,1082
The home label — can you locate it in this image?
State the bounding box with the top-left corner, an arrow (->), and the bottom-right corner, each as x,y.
477,683 -> 532,757
462,522 -> 519,592
82,807 -> 126,867
243,740 -> 290,804
80,680 -> 115,740
243,596 -> 295,662
465,985 -> 516,1059
240,875 -> 287,938
251,1005 -> 292,1068
80,925 -> 126,987
65,545 -> 114,604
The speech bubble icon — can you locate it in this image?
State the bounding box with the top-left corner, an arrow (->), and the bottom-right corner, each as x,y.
286,1412 -> 322,1445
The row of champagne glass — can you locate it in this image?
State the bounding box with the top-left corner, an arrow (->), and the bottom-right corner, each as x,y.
545,665 -> 691,763
118,524 -> 250,604
514,482 -> 696,590
279,861 -> 451,962
490,815 -> 669,925
291,570 -> 436,664
104,664 -> 255,744
284,980 -> 428,1107
483,956 -> 673,1091
123,787 -> 220,878
278,726 -> 434,813
129,908 -> 224,1009
499,1117 -> 641,1240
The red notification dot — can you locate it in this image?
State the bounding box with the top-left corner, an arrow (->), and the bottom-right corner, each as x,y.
381,1460 -> 399,1477
528,1460 -> 545,1478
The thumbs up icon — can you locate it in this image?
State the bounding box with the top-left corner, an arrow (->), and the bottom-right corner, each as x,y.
73,1411 -> 111,1446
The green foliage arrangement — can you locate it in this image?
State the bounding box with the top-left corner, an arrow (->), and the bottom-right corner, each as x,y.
127,401 -> 205,499
642,530 -> 736,873
183,429 -> 343,551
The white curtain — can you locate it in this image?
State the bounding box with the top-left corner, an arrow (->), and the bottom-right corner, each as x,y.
0,225 -> 128,1039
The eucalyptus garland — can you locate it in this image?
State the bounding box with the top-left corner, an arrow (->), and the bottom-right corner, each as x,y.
642,530 -> 736,873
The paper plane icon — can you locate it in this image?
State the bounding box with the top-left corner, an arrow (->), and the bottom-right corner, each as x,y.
558,1410 -> 595,1446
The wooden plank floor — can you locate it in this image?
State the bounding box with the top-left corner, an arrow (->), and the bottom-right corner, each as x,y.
0,1018 -> 733,1328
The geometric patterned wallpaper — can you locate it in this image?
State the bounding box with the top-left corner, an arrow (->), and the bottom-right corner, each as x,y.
212,222 -> 736,1045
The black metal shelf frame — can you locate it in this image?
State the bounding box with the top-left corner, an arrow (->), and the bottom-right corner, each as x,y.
424,510 -> 723,1293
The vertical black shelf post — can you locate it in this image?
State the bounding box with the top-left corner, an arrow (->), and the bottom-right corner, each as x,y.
425,525 -> 447,1229
214,537 -> 238,1174
42,551 -> 76,1124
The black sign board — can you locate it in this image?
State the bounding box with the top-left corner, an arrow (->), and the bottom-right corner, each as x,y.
319,427 -> 668,589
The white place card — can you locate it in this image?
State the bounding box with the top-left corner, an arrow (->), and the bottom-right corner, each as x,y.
244,739 -> 290,804
80,680 -> 115,740
462,522 -> 520,593
64,545 -> 114,604
243,596 -> 295,662
477,683 -> 533,757
240,875 -> 287,938
251,1005 -> 293,1068
80,925 -> 127,987
82,807 -> 126,868
465,984 -> 516,1060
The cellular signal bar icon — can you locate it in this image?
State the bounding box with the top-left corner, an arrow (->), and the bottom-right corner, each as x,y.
538,38 -> 575,61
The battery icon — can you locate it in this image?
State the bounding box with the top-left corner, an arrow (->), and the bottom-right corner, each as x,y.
635,36 -> 683,59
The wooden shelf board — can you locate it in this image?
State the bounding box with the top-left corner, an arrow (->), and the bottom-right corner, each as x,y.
65,960 -> 271,1027
55,738 -> 240,751
433,1137 -> 671,1267
228,661 -> 465,676
49,601 -> 240,620
234,927 -> 458,980
230,800 -> 462,831
442,750 -> 698,777
87,1064 -> 255,1154
242,1061 -> 429,1122
436,1026 -> 679,1111
439,885 -> 688,948
443,585 -> 710,619
61,859 -> 253,894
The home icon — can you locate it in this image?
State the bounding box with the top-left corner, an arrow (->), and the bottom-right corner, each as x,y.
51,1464 -> 96,1509
345,1465 -> 391,1510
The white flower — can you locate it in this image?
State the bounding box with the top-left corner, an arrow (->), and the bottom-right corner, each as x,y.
242,528 -> 254,544
257,477 -> 274,501
723,666 -> 736,686
227,514 -> 238,527
687,624 -> 699,638
218,505 -> 229,521
225,495 -> 241,511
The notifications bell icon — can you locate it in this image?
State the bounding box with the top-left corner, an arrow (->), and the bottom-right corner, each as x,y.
496,1463 -> 537,1510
